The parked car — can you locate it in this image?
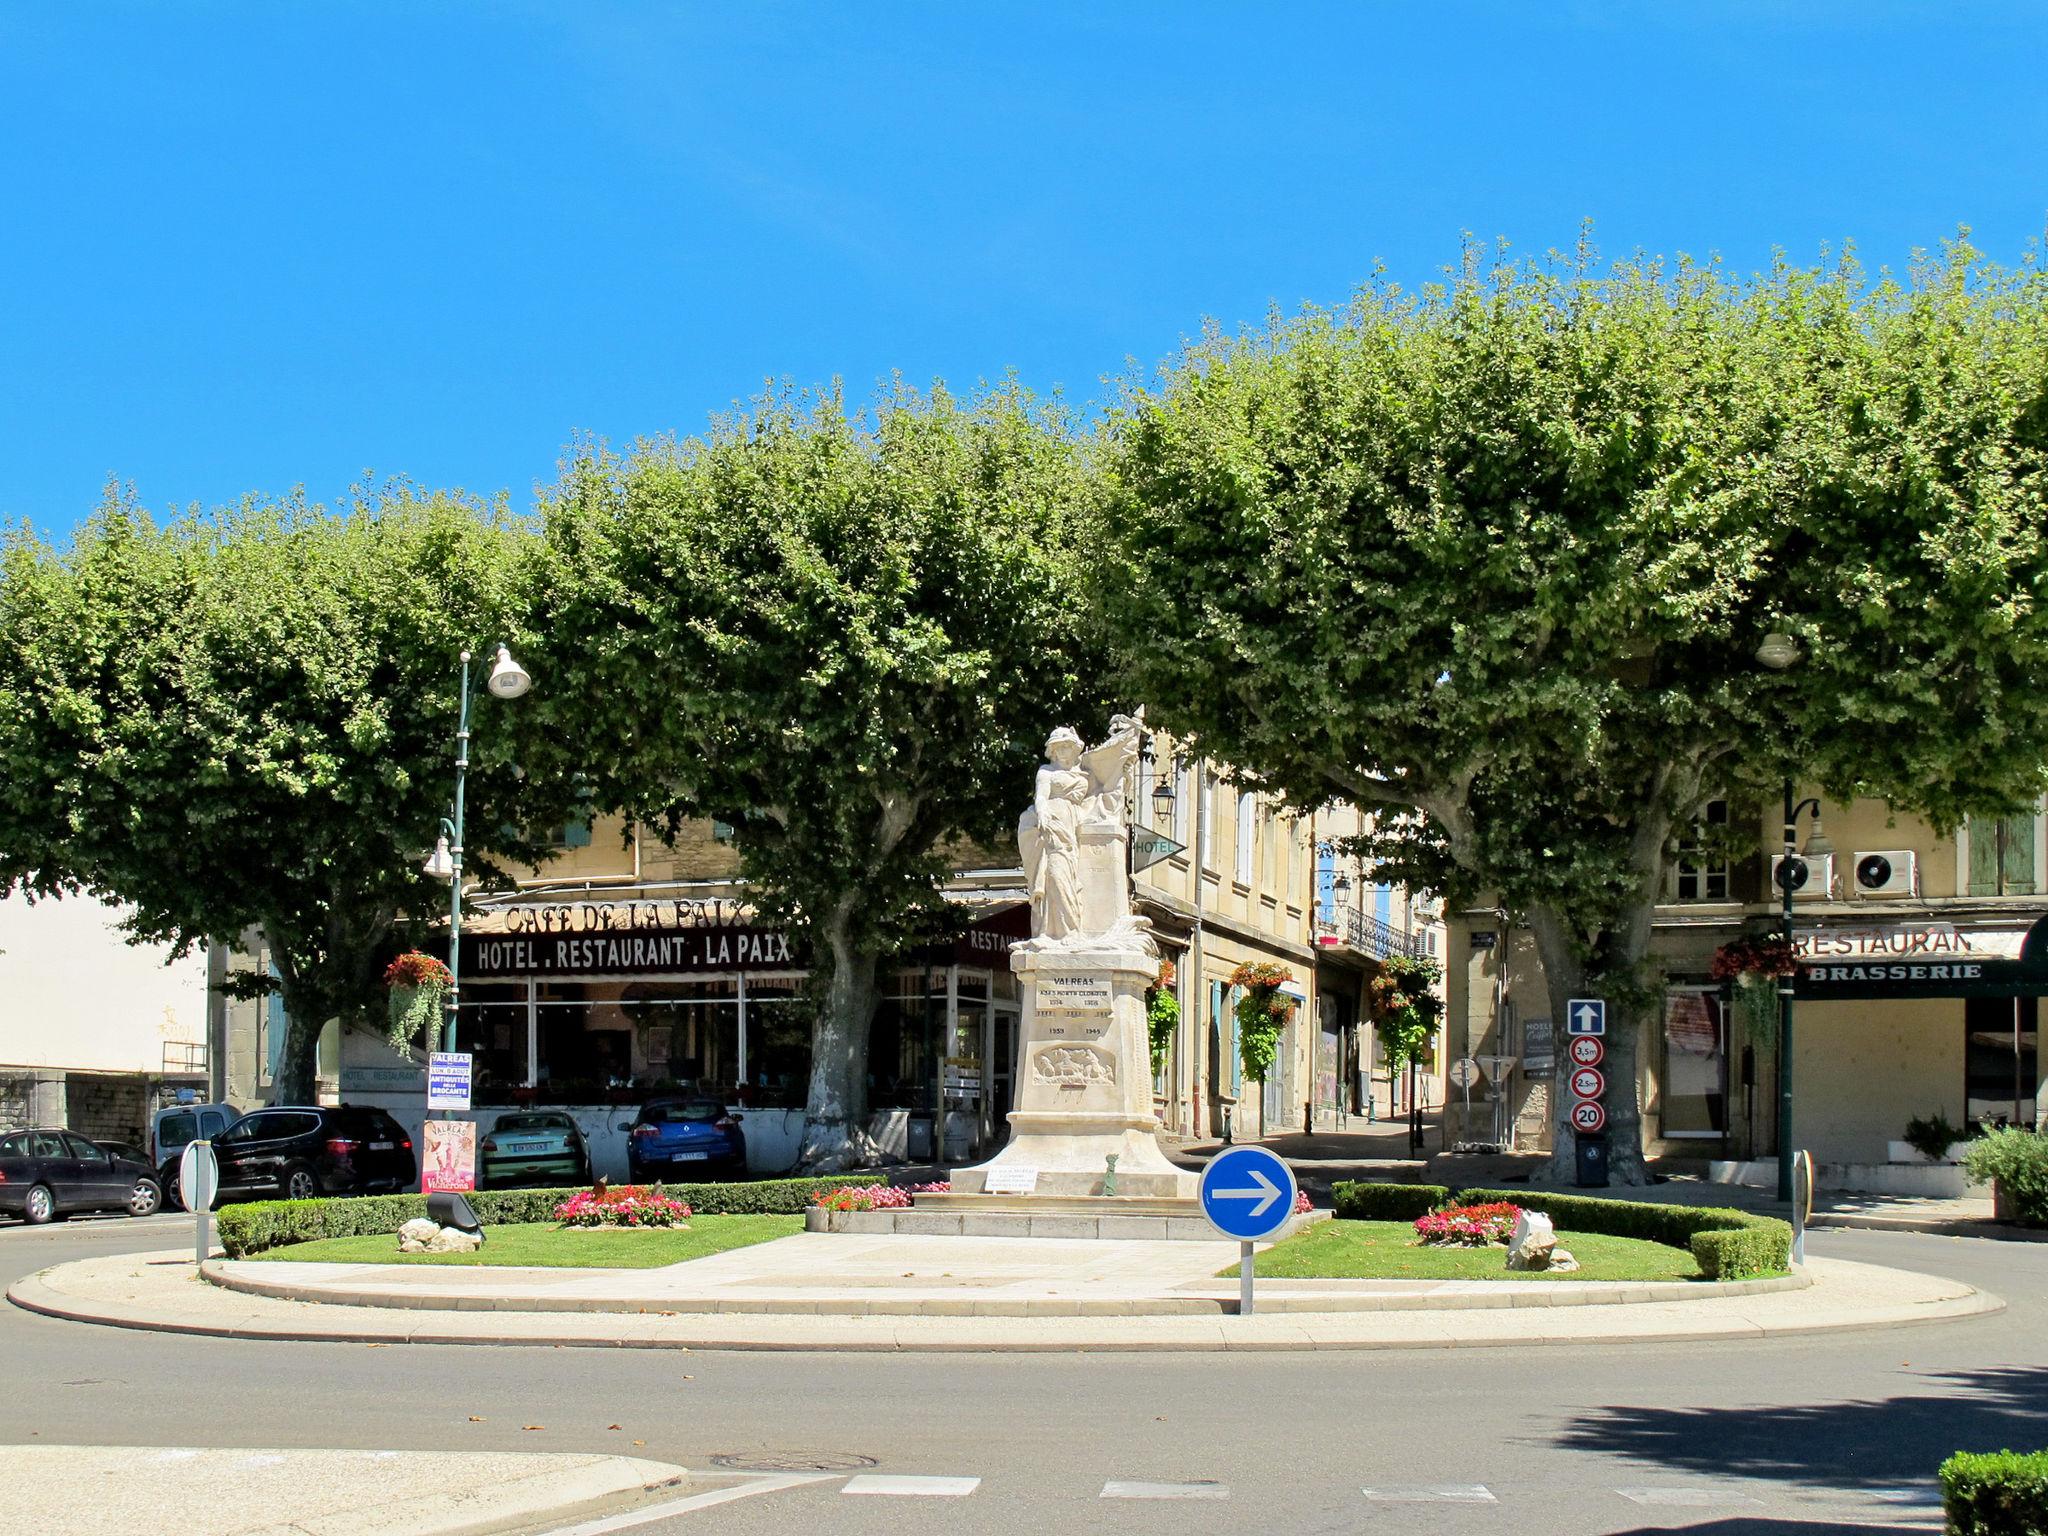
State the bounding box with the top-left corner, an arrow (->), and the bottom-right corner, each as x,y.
210,1105 -> 416,1203
479,1111 -> 590,1189
151,1101 -> 240,1211
94,1139 -> 151,1168
0,1129 -> 163,1223
623,1098 -> 746,1182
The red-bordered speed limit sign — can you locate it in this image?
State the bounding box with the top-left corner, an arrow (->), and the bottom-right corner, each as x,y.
1569,1065 -> 1606,1101
1570,1099 -> 1607,1134
1567,1035 -> 1605,1068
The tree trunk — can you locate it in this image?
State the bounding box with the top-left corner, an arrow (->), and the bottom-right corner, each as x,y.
798,896 -> 884,1171
269,962 -> 330,1107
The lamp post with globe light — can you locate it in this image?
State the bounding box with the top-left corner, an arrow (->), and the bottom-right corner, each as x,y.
424,646 -> 532,1053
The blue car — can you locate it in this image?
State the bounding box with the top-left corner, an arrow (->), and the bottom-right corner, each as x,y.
623,1098 -> 747,1182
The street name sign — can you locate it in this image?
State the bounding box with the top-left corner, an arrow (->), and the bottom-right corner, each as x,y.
1567,1036 -> 1606,1068
1566,999 -> 1606,1037
1570,1099 -> 1608,1133
427,1051 -> 473,1111
1200,1144 -> 1298,1318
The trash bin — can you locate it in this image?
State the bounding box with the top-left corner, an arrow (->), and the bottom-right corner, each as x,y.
1574,1134 -> 1609,1189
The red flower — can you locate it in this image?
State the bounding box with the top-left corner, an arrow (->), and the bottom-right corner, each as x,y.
385,951 -> 452,989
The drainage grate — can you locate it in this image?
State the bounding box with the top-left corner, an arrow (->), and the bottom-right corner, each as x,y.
710,1451 -> 880,1473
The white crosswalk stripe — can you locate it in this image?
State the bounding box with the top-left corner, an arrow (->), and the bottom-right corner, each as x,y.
841,1474 -> 981,1497
1101,1481 -> 1229,1499
1361,1484 -> 1496,1502
1617,1487 -> 1763,1507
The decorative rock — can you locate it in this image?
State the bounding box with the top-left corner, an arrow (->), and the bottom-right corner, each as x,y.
1550,1249 -> 1580,1273
424,1226 -> 482,1253
396,1218 -> 440,1254
1506,1210 -> 1558,1271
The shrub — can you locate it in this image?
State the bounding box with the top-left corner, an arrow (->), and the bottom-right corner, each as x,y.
1330,1182 -> 1449,1222
1904,1111 -> 1967,1162
1941,1449 -> 2048,1536
811,1184 -> 912,1211
216,1176 -> 879,1257
554,1186 -> 692,1228
1962,1129 -> 2048,1227
1449,1187 -> 1791,1278
1415,1201 -> 1521,1246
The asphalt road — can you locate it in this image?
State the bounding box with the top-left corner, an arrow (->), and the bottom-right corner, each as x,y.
3,1212 -> 2044,1535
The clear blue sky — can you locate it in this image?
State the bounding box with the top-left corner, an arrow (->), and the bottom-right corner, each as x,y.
3,3 -> 2044,533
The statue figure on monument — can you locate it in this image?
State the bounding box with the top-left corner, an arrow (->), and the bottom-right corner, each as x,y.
1018,712 -> 1145,943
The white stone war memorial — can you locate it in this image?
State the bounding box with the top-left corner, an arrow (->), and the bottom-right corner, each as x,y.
816,714 -> 1210,1240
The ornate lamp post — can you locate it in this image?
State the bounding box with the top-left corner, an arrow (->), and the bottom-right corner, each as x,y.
424,645 -> 532,1053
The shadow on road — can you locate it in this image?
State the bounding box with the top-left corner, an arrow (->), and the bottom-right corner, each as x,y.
1555,1365 -> 2048,1491
1604,1523 -> 1930,1536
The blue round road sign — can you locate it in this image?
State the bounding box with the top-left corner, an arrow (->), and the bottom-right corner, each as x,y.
1198,1144 -> 1299,1242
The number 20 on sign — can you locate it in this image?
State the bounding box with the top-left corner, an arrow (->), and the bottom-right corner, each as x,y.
1571,1099 -> 1607,1133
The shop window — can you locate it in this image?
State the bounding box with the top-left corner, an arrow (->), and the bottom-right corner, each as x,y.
869,971 -> 944,1111
1660,988 -> 1728,1137
455,982 -> 529,1093
742,975 -> 813,1109
1674,799 -> 1730,901
1965,997 -> 2038,1129
1969,812 -> 2040,896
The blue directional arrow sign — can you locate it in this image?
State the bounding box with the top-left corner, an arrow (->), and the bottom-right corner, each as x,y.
1565,998 -> 1606,1037
1199,1144 -> 1299,1243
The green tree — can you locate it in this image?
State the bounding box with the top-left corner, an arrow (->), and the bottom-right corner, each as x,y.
0,486 -> 566,1103
1099,238 -> 2048,1181
535,385 -> 1104,1169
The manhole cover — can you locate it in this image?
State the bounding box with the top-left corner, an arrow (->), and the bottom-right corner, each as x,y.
711,1451 -> 879,1473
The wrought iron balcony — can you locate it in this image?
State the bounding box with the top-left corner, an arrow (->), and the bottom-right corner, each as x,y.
1316,903 -> 1428,961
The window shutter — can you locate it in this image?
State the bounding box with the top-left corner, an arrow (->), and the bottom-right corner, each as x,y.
1969,817 -> 2000,896
2002,815 -> 2036,895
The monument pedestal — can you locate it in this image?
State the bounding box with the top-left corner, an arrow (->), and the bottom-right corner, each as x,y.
951,942 -> 1197,1202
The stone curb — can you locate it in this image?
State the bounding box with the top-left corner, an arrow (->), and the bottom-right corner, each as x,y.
200,1257 -> 1811,1317
1812,1212 -> 2048,1242
5,1252 -> 2003,1354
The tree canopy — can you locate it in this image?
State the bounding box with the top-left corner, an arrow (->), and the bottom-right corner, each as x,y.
0,485 -> 569,1101
535,385 -> 1106,1166
1098,239 -> 2048,1178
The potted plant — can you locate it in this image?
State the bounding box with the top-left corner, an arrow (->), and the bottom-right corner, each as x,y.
1961,1127 -> 2048,1227
1227,961 -> 1296,1085
382,952 -> 452,1050
1710,934 -> 1798,1046
1891,1111 -> 1966,1165
1146,958 -> 1180,1084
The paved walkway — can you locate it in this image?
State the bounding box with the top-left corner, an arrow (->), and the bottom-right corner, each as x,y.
7,1240 -> 1999,1352
6,1445 -> 687,1536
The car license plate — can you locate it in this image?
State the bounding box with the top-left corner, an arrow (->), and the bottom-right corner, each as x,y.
369,1141 -> 394,1151
509,1142 -> 548,1154
672,1151 -> 710,1161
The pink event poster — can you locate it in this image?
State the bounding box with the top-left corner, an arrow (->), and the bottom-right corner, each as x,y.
422,1119 -> 476,1193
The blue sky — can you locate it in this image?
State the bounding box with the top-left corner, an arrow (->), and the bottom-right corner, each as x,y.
3,3 -> 2044,533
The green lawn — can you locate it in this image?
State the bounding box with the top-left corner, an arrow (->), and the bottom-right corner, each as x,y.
1239,1219 -> 1705,1282
248,1215 -> 803,1268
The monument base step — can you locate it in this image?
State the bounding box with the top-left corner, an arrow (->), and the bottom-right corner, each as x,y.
806,1195 -> 1220,1242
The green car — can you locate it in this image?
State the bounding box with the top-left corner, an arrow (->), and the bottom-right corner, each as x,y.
478,1111 -> 591,1189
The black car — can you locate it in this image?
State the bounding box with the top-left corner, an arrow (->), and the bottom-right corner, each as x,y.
211,1104 -> 416,1203
0,1129 -> 163,1223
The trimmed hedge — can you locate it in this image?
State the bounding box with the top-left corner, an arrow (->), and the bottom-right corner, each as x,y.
1448,1187 -> 1792,1280
1331,1182 -> 1450,1222
216,1177 -> 877,1259
1941,1449 -> 2048,1535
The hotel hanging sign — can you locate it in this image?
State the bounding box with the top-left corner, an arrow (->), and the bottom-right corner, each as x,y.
1793,917 -> 2048,999
462,905 -> 803,979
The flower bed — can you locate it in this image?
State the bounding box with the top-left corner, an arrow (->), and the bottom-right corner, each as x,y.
1414,1201 -> 1522,1246
811,1183 -> 913,1212
553,1185 -> 692,1228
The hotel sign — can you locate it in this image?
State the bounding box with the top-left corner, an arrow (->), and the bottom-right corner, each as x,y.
463,924 -> 801,979
1793,919 -> 2048,999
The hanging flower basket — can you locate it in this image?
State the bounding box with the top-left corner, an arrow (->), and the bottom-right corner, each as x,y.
1227,962 -> 1297,1084
1711,936 -> 1798,1044
1145,957 -> 1181,1080
384,951 -> 452,1050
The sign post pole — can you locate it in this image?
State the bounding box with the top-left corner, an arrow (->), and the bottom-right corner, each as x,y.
1240,1241 -> 1254,1315
179,1140 -> 217,1267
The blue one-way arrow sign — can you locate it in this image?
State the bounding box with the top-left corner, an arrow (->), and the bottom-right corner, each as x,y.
1199,1144 -> 1298,1241
1566,999 -> 1606,1037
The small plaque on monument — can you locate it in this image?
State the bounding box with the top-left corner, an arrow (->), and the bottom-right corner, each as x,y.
1037,972 -> 1114,1016
984,1166 -> 1040,1195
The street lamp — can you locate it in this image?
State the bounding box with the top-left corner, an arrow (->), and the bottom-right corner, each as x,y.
1756,623 -> 1821,1204
425,645 -> 534,1054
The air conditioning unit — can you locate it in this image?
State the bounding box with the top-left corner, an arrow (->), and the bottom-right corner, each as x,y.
1852,849 -> 1919,898
1770,853 -> 1836,902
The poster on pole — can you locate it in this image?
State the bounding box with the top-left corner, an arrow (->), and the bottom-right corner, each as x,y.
422,1119 -> 476,1193
427,1050 -> 473,1111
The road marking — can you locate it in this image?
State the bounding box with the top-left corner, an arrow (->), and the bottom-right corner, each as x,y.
1101,1481 -> 1229,1499
1361,1485 -> 1496,1502
1871,1487 -> 1943,1506
1617,1487 -> 1763,1507
540,1473 -> 834,1533
842,1474 -> 981,1497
